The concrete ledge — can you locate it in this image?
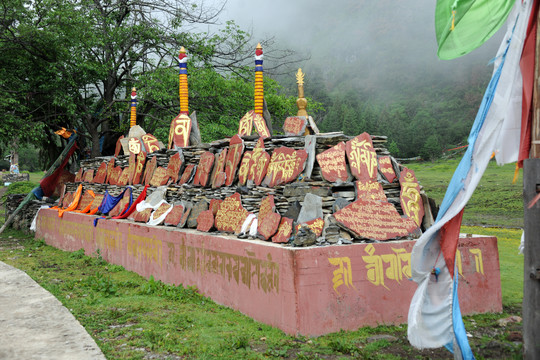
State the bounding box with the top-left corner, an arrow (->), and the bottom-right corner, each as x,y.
35,208 -> 502,336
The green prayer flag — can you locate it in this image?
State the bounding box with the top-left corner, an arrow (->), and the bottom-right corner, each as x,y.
435,0 -> 515,60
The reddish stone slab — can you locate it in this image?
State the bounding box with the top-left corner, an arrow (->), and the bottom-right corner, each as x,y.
224,135 -> 244,186
209,199 -> 223,216
132,151 -> 146,185
258,195 -> 276,222
163,204 -> 185,226
132,208 -> 152,223
378,156 -> 396,183
127,153 -> 137,185
179,206 -> 191,228
128,137 -> 144,155
150,167 -> 169,187
141,133 -> 162,154
253,111 -> 270,138
295,218 -> 324,237
346,132 -> 378,182
214,193 -> 249,233
74,168 -> 83,182
334,199 -> 418,241
61,192 -> 74,208
105,158 -> 115,184
316,142 -> 348,183
355,180 -> 387,202
76,191 -> 95,211
211,149 -> 227,189
179,164 -> 196,185
143,156 -> 157,186
167,152 -> 184,184
258,212 -> 281,241
399,168 -> 425,227
193,151 -> 214,187
237,152 -> 251,186
109,191 -> 131,217
196,210 -> 215,232
82,169 -> 94,183
237,110 -> 254,136
263,147 -> 308,187
168,113 -> 192,148
272,217 -> 293,243
52,170 -> 75,198
238,137 -> 270,186
283,116 -> 307,136
108,166 -> 122,186
114,135 -> 124,157
150,203 -> 173,225
90,194 -> 104,213
117,168 -> 130,187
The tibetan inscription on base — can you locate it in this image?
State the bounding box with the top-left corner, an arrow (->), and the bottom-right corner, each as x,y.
334,199 -> 418,241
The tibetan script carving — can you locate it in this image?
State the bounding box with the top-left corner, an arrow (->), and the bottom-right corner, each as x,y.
224,135 -> 244,186
92,162 -> 107,184
399,168 -> 424,227
272,217 -> 293,243
141,133 -> 161,154
316,142 -> 349,183
346,132 -> 378,181
168,113 -> 192,148
214,193 -> 249,233
283,116 -> 307,136
263,146 -> 307,187
355,180 -> 387,201
193,151 -> 214,187
237,110 -> 254,136
378,156 -> 396,183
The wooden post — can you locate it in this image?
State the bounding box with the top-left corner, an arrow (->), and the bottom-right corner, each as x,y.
523,7 -> 540,359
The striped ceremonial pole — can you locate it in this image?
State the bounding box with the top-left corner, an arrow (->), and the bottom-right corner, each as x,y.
254,43 -> 264,116
179,47 -> 189,114
130,87 -> 137,127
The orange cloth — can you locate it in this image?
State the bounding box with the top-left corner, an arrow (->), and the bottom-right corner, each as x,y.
58,184 -> 83,217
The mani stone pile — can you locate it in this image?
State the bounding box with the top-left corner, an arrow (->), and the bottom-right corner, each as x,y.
62,131 -> 434,247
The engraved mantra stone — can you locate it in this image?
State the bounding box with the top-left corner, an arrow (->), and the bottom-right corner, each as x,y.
346,132 -> 378,182
164,204 -> 185,226
168,114 -> 192,148
141,133 -> 161,154
193,152 -> 214,187
272,217 -> 293,243
237,111 -> 254,136
316,142 -> 349,183
214,193 -> 249,233
295,217 -> 324,237
179,164 -> 196,185
132,151 -> 146,185
399,168 -> 424,227
355,180 -> 387,202
93,162 -> 107,184
263,147 -> 308,187
378,156 -> 396,183
283,116 -> 307,136
197,210 -> 215,232
224,134 -> 244,186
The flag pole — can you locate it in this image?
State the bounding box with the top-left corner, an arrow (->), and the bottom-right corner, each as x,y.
522,5 -> 540,359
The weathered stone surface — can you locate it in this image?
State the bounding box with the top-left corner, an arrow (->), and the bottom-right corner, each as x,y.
293,224 -> 317,247
316,142 -> 349,183
257,212 -> 281,240
196,210 -> 215,232
193,151 -> 214,187
108,166 -> 122,186
283,184 -> 331,198
283,116 -> 307,136
297,193 -> 323,224
168,113 -> 192,148
114,135 -> 124,157
132,151 -> 146,185
166,151 -> 183,184
92,162 -> 107,184
346,132 -> 378,181
252,111 -> 270,138
272,217 -> 293,243
224,134 -> 244,186
186,200 -> 209,228
163,204 -> 185,226
399,168 -> 424,227
303,135 -> 316,179
283,201 -> 301,222
378,156 -> 396,183
141,133 -> 162,154
131,208 -> 152,223
82,170 -> 94,183
355,180 -> 387,202
214,193 -> 249,233
150,167 -> 169,187
209,199 -> 222,216
105,158 -> 115,184
332,198 -> 351,213
237,110 -> 254,136
143,156 -> 157,186
295,217 -> 324,237
334,198 -> 417,241
263,147 -> 308,187
179,204 -> 192,228
126,153 -> 137,185
178,164 -> 196,185
211,149 -> 227,189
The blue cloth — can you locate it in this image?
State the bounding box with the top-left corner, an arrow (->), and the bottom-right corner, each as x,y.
97,187 -> 132,215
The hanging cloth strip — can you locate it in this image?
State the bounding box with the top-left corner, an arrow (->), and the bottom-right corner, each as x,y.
112,185 -> 149,219
58,184 -> 83,218
74,190 -> 96,214
98,187 -> 132,215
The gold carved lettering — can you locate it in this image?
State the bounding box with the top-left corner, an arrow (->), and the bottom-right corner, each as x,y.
328,257 -> 357,294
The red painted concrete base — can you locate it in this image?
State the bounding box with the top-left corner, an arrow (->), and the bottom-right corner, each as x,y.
35,209 -> 502,336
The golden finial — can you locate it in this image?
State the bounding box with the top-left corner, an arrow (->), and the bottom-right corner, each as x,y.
180,46 -> 186,54
256,43 -> 262,49
296,68 -> 305,86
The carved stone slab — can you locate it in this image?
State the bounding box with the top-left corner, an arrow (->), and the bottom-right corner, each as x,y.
214,193 -> 249,233
263,147 -> 308,187
283,116 -> 307,136
378,156 -> 396,183
209,199 -> 223,216
257,212 -> 281,241
77,191 -> 94,211
258,195 -> 276,222
237,110 -> 254,136
316,142 -> 349,183
90,194 -> 104,213
114,135 -> 124,157
355,180 -> 387,202
295,217 -> 324,237
128,137 -> 144,155
163,204 -> 185,226
131,208 -> 152,223
92,162 -> 107,184
167,152 -> 183,184
179,206 -> 191,228
211,149 -> 227,189
143,156 -> 157,186
150,203 -> 172,225
105,158 -> 115,184
238,137 -> 270,186
117,168 -> 129,187
224,134 -> 244,186
193,151 -> 214,187
334,199 -> 418,241
127,153 -> 136,185
74,168 -> 83,182
179,164 -> 196,185
346,132 -> 378,182
62,192 -> 73,208
108,166 -> 122,186
186,200 -> 209,228
150,167 -> 169,187
109,191 -> 131,217
168,113 -> 192,148
141,133 -> 162,154
196,210 -> 215,232
132,151 -> 146,185
253,111 -> 270,138
82,170 -> 94,183
272,217 -> 293,243
399,168 -> 425,227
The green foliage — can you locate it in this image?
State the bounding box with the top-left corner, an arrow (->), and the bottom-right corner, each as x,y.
1,181 -> 38,203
